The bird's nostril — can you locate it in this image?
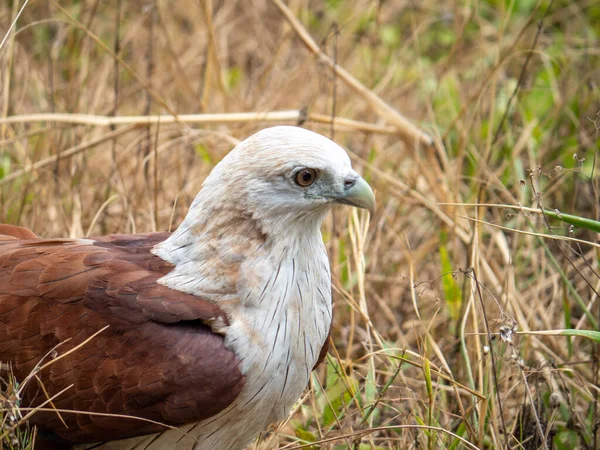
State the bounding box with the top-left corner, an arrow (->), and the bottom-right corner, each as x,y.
344,176 -> 358,189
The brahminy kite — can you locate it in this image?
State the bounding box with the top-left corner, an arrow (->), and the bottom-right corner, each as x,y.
0,126 -> 375,450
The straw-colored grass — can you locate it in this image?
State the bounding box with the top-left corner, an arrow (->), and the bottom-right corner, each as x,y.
1,0 -> 599,449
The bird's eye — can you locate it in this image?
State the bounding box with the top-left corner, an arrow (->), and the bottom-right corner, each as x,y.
294,168 -> 317,187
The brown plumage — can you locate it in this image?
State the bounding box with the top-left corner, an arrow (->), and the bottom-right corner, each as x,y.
0,126 -> 374,450
0,228 -> 244,444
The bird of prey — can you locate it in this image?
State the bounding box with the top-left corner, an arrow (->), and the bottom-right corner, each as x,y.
0,126 -> 375,450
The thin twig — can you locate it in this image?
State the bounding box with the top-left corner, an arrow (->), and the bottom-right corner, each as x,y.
0,111 -> 400,134
103,0 -> 122,234
459,215 -> 600,249
142,0 -> 156,179
489,0 -> 555,151
468,268 -> 509,450
200,0 -> 228,106
329,22 -> 339,141
270,0 -> 431,148
37,326 -> 110,373
1,0 -> 23,141
153,117 -> 160,230
0,0 -> 31,51
48,0 -> 183,125
528,177 -> 600,296
0,125 -> 137,185
280,424 -> 481,450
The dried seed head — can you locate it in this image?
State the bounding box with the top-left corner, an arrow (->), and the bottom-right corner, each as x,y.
499,325 -> 514,344
549,392 -> 562,409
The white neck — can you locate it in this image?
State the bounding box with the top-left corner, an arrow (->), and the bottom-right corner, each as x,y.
151,201 -> 332,450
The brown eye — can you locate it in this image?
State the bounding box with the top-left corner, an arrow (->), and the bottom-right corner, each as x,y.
294,168 -> 317,187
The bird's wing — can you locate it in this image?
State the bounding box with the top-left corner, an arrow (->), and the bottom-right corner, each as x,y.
0,223 -> 39,240
0,230 -> 245,444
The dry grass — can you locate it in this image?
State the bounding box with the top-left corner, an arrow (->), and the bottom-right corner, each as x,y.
1,0 -> 599,449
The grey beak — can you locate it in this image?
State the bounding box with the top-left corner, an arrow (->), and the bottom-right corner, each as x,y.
334,177 -> 375,216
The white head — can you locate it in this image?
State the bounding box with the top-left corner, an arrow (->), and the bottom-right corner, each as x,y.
155,126 -> 374,269
191,126 -> 374,233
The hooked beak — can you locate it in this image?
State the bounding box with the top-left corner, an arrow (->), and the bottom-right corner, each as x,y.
333,177 -> 375,216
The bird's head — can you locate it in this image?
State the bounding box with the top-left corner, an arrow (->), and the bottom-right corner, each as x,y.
155,126 -> 373,297
197,126 -> 375,232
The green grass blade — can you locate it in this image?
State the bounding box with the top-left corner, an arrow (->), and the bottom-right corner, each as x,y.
560,329 -> 600,343
439,230 -> 461,321
543,209 -> 600,233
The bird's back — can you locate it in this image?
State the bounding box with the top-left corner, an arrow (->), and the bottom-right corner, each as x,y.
0,229 -> 245,447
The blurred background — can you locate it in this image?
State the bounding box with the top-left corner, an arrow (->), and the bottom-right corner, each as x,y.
1,0 -> 599,449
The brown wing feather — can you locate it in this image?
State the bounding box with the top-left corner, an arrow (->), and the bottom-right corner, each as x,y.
0,231 -> 245,444
0,224 -> 39,240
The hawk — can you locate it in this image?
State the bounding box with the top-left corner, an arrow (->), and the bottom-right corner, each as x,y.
0,126 -> 375,450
